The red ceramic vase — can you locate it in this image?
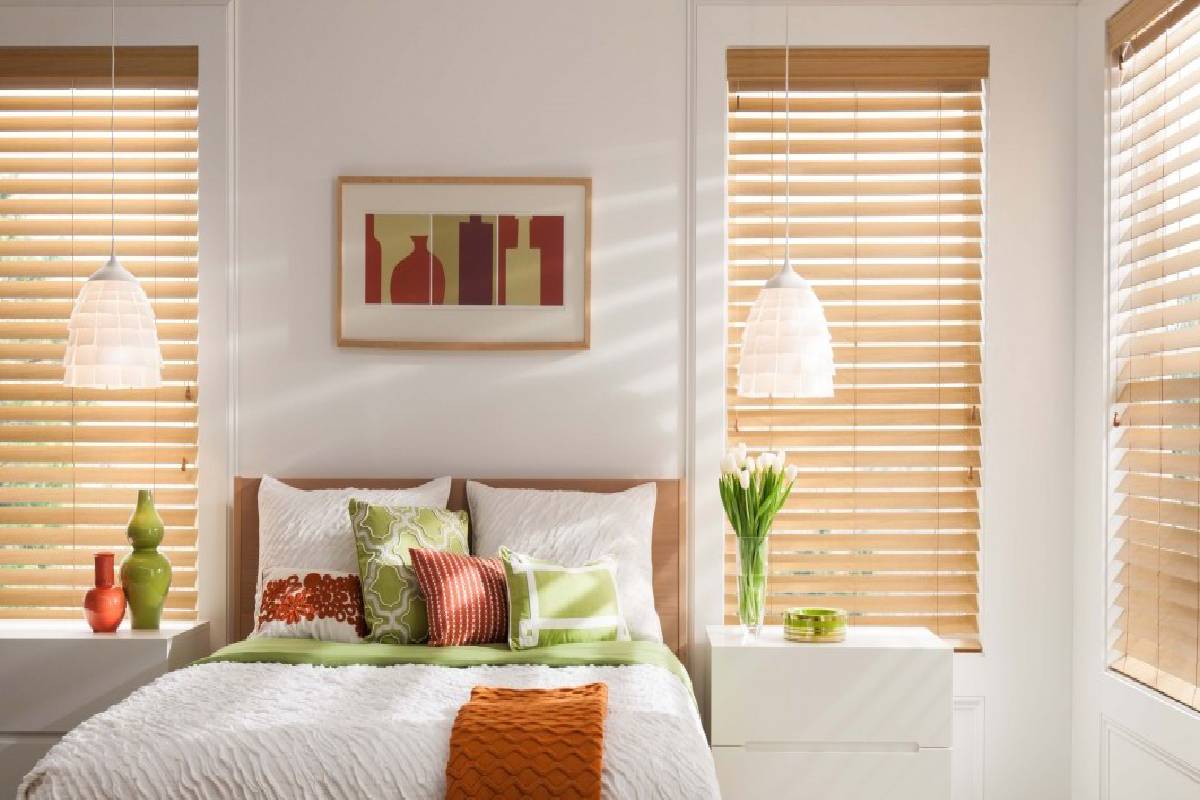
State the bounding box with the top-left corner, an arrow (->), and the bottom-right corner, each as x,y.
84,552 -> 126,633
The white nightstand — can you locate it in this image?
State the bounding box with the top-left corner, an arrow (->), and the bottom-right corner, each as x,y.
708,624 -> 952,800
0,620 -> 210,794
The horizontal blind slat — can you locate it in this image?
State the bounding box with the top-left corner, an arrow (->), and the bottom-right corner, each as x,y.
728,115 -> 983,134
0,279 -> 196,300
728,178 -> 981,197
729,157 -> 983,178
0,547 -> 196,567
0,566 -> 195,586
728,94 -> 984,113
728,344 -> 982,366
730,136 -> 983,156
730,199 -> 984,217
0,137 -> 196,153
0,178 -> 197,195
0,95 -> 196,112
727,321 -> 982,343
728,220 -> 982,238
0,157 -> 196,174
0,115 -> 196,132
0,260 -> 196,279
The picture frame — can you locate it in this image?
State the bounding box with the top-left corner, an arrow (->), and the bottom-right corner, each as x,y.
336,176 -> 591,350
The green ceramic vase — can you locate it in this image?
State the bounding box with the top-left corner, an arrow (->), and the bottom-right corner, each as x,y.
120,489 -> 171,630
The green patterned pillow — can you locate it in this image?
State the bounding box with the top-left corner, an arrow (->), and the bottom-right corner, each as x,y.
348,500 -> 469,644
499,546 -> 630,650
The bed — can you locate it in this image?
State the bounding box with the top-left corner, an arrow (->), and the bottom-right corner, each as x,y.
19,477 -> 719,799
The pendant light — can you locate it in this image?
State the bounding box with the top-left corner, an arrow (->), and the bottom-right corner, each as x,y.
736,6 -> 835,399
63,0 -> 163,389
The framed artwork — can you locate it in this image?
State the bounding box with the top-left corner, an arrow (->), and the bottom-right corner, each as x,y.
336,176 -> 591,350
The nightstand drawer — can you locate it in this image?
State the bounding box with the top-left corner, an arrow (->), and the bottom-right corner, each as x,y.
712,746 -> 951,800
709,626 -> 952,748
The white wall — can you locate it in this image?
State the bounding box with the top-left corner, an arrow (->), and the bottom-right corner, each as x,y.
233,0 -> 686,482
1072,1 -> 1200,797
691,4 -> 1077,799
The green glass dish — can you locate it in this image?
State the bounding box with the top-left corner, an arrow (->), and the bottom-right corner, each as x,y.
784,607 -> 847,643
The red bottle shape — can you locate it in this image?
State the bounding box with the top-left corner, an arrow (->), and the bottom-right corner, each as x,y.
390,235 -> 445,304
364,214 -> 382,304
458,215 -> 494,305
84,552 -> 126,633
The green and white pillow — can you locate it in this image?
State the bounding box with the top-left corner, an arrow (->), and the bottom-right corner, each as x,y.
499,546 -> 630,650
348,500 -> 469,644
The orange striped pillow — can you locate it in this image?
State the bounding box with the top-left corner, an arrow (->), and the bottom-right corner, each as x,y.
409,549 -> 509,646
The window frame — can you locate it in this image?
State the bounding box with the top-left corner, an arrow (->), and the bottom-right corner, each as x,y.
1105,0 -> 1200,712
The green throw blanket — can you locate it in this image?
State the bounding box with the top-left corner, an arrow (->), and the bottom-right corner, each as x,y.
198,637 -> 694,697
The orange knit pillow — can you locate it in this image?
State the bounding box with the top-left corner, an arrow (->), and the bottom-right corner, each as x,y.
409,549 -> 508,646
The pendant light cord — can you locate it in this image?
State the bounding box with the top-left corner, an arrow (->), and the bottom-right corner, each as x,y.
783,4 -> 791,273
110,0 -> 116,258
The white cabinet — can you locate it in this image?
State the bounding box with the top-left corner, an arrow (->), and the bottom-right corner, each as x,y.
0,620 -> 210,794
708,625 -> 952,800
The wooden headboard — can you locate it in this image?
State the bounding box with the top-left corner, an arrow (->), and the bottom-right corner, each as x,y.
231,477 -> 688,658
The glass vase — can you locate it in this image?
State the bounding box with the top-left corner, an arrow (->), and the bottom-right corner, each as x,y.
735,536 -> 768,639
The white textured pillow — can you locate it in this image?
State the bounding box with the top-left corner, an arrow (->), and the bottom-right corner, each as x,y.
466,481 -> 662,643
254,476 -> 452,627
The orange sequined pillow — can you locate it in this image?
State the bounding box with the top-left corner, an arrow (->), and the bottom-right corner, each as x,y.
409,549 -> 508,646
252,568 -> 368,643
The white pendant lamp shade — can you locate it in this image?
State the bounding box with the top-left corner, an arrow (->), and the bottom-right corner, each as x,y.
63,256 -> 163,389
737,267 -> 835,398
63,0 -> 163,390
735,6 -> 834,399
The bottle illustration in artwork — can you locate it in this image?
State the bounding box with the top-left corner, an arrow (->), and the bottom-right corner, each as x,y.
364,214 -> 382,304
391,235 -> 445,304
504,216 -> 541,306
457,215 -> 494,305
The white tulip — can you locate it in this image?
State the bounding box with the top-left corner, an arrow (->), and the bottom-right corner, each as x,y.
735,442 -> 748,466
721,453 -> 739,475
774,450 -> 787,471
759,452 -> 775,472
785,464 -> 799,481
744,456 -> 756,473
739,469 -> 751,489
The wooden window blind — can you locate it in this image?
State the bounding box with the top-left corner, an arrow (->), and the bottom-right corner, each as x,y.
725,47 -> 988,652
1109,0 -> 1200,710
0,47 -> 199,620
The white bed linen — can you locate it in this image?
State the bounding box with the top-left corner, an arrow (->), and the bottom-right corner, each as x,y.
19,660 -> 719,799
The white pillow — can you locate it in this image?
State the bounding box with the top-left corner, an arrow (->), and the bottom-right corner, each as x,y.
466,481 -> 662,643
254,476 -> 452,628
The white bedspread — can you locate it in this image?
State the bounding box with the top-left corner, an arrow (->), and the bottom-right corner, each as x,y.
19,660 -> 719,799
